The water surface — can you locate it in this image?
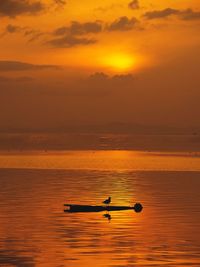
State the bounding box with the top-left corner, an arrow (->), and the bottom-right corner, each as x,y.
0,151 -> 200,266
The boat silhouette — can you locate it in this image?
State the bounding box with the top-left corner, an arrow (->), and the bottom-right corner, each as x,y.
64,203 -> 143,213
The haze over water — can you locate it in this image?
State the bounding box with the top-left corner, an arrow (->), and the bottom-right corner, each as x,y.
0,150 -> 200,266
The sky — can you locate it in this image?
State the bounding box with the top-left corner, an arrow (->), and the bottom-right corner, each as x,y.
0,0 -> 200,132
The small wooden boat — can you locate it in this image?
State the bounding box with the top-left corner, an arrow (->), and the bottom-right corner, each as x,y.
64,203 -> 143,213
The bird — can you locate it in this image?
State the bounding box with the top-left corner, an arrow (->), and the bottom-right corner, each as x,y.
102,196 -> 111,205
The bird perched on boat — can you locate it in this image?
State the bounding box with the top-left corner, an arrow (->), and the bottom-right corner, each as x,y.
103,196 -> 111,205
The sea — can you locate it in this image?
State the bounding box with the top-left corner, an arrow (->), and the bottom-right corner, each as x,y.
0,149 -> 200,266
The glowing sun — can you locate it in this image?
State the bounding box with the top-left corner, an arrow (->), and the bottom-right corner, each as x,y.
101,53 -> 136,72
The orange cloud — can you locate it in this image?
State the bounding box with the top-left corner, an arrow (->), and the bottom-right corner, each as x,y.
0,0 -> 44,17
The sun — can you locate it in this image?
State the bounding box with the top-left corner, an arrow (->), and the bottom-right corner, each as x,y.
101,53 -> 136,72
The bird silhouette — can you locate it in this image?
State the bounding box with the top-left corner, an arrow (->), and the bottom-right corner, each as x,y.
102,196 -> 111,205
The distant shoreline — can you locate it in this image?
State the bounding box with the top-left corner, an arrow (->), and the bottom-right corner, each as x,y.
0,133 -> 200,152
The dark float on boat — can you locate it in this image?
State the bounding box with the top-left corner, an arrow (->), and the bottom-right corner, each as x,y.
64,203 -> 143,213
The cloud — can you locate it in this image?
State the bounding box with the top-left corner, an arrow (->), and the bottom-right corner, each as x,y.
94,3 -> 123,14
143,7 -> 200,21
0,61 -> 59,72
54,0 -> 66,5
144,8 -> 180,19
111,73 -> 134,83
49,20 -> 102,47
48,35 -> 97,48
53,17 -> 139,42
0,0 -> 44,17
88,72 -> 134,87
53,0 -> 67,11
0,24 -> 23,38
50,17 -> 140,47
70,21 -> 102,35
54,21 -> 102,36
128,0 -> 140,10
6,24 -> 22,33
0,24 -> 46,43
107,16 -> 138,31
25,30 -> 45,42
89,72 -> 109,81
89,72 -> 134,81
180,9 -> 200,20
54,26 -> 68,36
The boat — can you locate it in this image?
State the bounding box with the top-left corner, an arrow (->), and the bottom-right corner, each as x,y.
64,203 -> 143,213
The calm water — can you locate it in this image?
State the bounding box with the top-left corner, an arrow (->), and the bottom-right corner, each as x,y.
0,151 -> 200,266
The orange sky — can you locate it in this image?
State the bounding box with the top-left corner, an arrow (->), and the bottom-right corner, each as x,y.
0,0 -> 200,131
